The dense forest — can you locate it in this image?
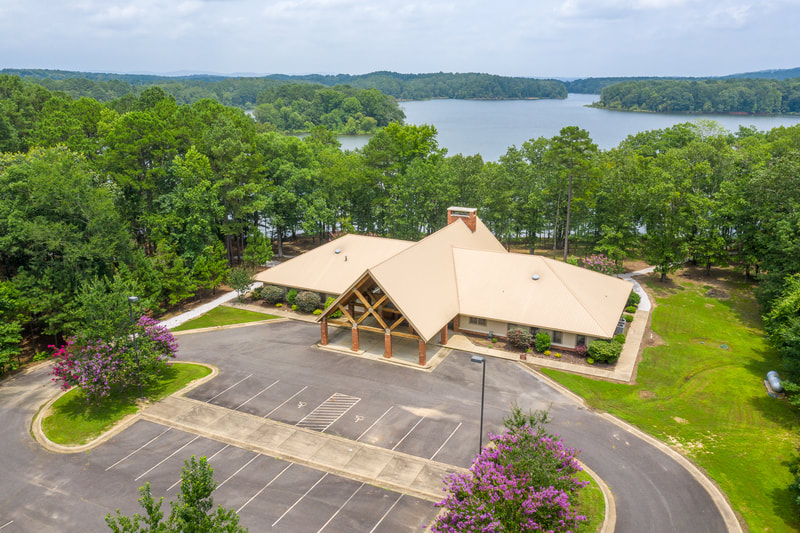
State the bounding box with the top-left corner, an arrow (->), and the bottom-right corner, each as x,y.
1,69 -> 567,106
594,78 -> 800,114
3,69 -> 800,395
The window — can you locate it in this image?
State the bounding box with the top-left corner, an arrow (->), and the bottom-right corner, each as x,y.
530,327 -> 539,336
469,317 -> 487,326
576,335 -> 586,346
552,330 -> 563,344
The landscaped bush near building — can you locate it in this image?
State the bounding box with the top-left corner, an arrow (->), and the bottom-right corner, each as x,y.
508,328 -> 534,349
614,333 -> 626,344
627,292 -> 641,307
323,296 -> 342,318
286,289 -> 298,306
535,332 -> 551,352
295,291 -> 321,313
430,407 -> 587,533
574,343 -> 588,357
251,286 -> 263,300
587,339 -> 623,363
261,285 -> 284,304
624,314 -> 634,322
625,305 -> 637,313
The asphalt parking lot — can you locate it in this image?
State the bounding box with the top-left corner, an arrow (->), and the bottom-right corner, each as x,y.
89,419 -> 435,532
0,319 -> 733,532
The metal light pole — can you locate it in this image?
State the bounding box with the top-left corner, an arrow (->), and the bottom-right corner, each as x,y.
128,296 -> 144,400
471,355 -> 486,454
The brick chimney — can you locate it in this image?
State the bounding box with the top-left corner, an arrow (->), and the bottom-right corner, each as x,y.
447,207 -> 477,232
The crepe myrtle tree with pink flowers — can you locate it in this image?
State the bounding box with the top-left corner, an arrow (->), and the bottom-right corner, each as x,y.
429,406 -> 588,532
50,316 -> 178,404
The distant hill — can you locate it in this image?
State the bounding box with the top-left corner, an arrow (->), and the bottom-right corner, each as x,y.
565,67 -> 800,94
0,69 -> 567,103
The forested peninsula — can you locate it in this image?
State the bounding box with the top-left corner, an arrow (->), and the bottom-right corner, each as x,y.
593,78 -> 800,114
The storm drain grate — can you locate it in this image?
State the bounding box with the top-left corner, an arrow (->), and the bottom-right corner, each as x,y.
296,393 -> 361,432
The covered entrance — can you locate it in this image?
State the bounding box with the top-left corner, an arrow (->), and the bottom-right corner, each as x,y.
318,273 -> 449,366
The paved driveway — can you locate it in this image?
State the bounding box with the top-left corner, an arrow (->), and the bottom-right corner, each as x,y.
0,320 -> 733,532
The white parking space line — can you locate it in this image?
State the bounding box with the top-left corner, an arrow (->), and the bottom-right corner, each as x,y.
264,386 -> 308,418
392,417 -> 425,451
217,454 -> 261,490
234,379 -> 279,410
207,374 -> 252,403
0,520 -> 14,530
168,443 -> 230,491
356,406 -> 393,441
296,393 -> 361,432
369,494 -> 403,533
105,428 -> 172,471
237,463 -> 293,513
317,483 -> 364,533
135,436 -> 199,481
271,472 -> 328,527
430,422 -> 462,460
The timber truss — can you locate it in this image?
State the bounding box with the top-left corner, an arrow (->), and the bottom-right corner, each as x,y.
318,273 -> 445,365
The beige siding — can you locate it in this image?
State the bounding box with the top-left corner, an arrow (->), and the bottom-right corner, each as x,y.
459,316 -> 507,337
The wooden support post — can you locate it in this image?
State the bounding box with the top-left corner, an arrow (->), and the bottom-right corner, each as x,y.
440,326 -> 448,344
384,329 -> 392,359
320,319 -> 328,345
418,340 -> 427,366
349,301 -> 355,318
453,315 -> 460,332
351,326 -> 359,352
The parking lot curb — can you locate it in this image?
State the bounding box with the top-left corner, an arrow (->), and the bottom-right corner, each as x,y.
171,318 -> 289,336
31,362 -> 218,454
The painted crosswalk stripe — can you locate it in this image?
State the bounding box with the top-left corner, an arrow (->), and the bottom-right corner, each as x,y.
296,393 -> 361,432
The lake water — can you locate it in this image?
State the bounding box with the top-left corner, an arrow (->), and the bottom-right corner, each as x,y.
340,94 -> 800,160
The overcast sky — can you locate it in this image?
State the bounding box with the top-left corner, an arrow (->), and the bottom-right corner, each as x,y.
1,0 -> 798,78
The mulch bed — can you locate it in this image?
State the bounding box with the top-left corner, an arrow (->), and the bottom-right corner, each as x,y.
467,334 -> 618,369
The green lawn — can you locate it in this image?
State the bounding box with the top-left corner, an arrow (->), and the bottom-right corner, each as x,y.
576,469 -> 605,532
42,363 -> 211,445
172,306 -> 278,332
543,273 -> 800,532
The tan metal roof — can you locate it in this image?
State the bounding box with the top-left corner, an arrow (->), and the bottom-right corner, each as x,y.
254,234 -> 413,294
453,248 -> 632,338
368,217 -> 506,341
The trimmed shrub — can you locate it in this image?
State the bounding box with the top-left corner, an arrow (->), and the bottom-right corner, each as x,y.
295,291 -> 321,313
312,309 -> 322,315
614,333 -> 627,344
507,328 -> 534,349
587,340 -> 623,363
554,352 -> 562,358
286,289 -> 298,306
627,292 -> 641,307
544,350 -> 551,356
276,303 -> 282,307
574,343 -> 588,357
587,357 -> 594,364
535,332 -> 551,352
262,285 -> 284,305
323,296 -> 342,318
251,286 -> 263,300
625,305 -> 637,313
291,304 -> 298,311
624,313 -> 634,322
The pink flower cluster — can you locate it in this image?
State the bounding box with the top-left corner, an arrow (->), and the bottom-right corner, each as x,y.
581,253 -> 619,276
429,426 -> 587,532
50,316 -> 178,403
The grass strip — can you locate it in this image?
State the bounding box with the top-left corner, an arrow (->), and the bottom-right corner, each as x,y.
543,273 -> 800,532
172,306 -> 278,331
576,468 -> 605,532
42,363 -> 211,446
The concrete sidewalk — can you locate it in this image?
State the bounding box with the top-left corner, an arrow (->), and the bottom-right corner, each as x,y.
160,283 -> 263,330
142,395 -> 463,502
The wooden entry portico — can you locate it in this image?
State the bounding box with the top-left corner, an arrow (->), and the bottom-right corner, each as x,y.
318,273 -> 448,366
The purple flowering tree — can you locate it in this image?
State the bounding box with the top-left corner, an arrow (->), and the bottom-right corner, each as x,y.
50,315 -> 178,403
430,425 -> 587,532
